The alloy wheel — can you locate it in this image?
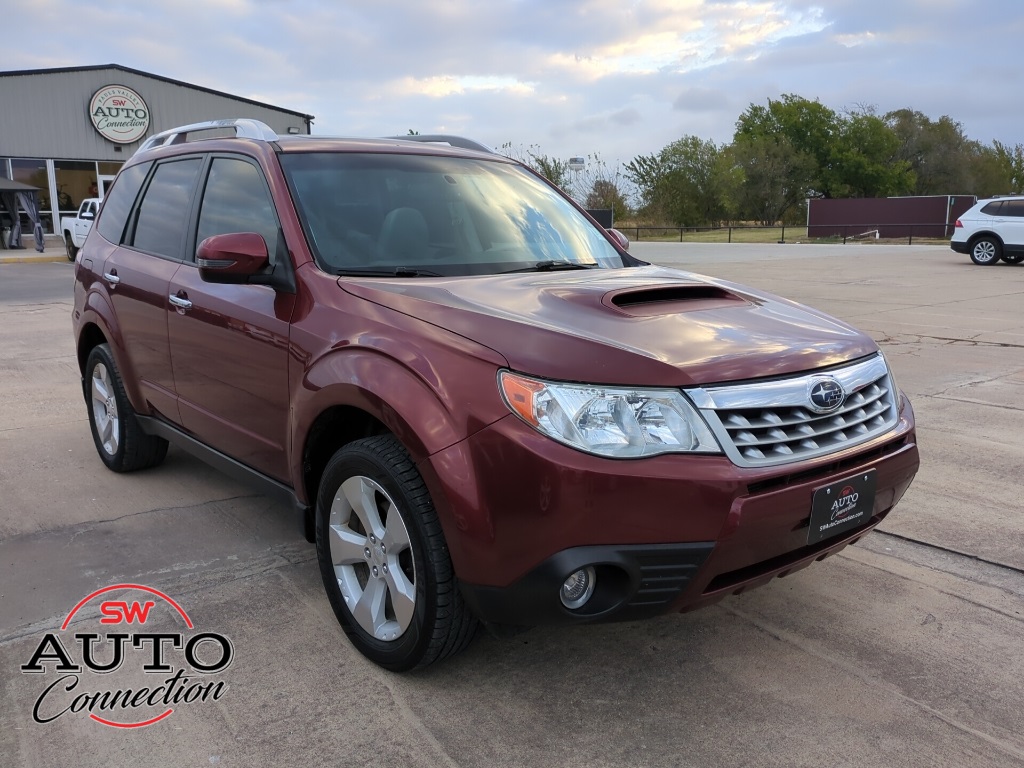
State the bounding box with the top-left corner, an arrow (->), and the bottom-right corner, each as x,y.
90,362 -> 120,456
328,475 -> 416,641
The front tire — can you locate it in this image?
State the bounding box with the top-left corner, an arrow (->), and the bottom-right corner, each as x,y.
316,435 -> 477,671
65,232 -> 78,261
85,344 -> 168,472
970,237 -> 1001,265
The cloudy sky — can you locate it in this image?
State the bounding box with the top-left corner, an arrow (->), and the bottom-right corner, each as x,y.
7,0 -> 1022,166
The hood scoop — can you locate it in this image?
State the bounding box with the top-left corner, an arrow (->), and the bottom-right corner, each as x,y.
604,284 -> 750,317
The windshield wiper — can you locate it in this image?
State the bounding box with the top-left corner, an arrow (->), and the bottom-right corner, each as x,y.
502,260 -> 597,274
334,266 -> 443,277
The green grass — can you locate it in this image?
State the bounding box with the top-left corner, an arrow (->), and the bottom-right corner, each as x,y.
618,226 -> 949,246
624,226 -> 790,244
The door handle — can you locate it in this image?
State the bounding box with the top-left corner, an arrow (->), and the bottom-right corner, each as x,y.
103,271 -> 120,285
168,295 -> 193,310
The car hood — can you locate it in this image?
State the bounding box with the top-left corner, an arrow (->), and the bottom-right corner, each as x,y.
338,265 -> 877,386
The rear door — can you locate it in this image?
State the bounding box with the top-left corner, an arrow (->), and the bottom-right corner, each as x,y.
167,154 -> 295,481
97,157 -> 203,424
999,199 -> 1024,251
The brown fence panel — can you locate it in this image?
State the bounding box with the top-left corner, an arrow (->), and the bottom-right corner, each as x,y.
807,195 -> 977,238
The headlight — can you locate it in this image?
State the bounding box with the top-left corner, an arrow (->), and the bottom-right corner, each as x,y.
499,371 -> 721,458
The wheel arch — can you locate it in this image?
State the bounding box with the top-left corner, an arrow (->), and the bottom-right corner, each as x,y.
291,346 -> 506,509
968,230 -> 1004,247
76,321 -> 108,376
75,294 -> 146,411
300,404 -> 391,515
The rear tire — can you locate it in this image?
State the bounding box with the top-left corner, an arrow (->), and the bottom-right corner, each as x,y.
65,232 -> 78,261
85,344 -> 168,472
969,237 -> 1001,265
316,435 -> 477,671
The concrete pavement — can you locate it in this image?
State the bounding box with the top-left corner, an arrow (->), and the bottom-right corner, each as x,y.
1,247 -> 1022,767
0,235 -> 71,264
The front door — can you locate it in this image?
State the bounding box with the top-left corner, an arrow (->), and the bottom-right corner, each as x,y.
167,155 -> 294,481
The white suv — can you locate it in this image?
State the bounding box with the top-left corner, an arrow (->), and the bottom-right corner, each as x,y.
951,196 -> 1024,265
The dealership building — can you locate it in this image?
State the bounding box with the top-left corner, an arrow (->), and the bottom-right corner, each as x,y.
0,64 -> 313,236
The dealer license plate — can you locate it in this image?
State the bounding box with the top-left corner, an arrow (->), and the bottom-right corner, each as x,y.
807,470 -> 877,545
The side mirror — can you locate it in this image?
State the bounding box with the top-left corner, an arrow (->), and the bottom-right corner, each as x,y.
197,233 -> 270,283
608,228 -> 630,252
80,211 -> 95,221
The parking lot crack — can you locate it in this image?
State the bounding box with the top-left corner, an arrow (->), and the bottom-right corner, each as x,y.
56,494 -> 266,544
724,604 -> 1024,762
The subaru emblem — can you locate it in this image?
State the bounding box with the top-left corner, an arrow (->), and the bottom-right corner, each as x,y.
808,377 -> 845,413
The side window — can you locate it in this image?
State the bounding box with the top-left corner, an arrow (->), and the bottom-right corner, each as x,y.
196,157 -> 279,263
131,158 -> 203,259
980,201 -> 1004,216
96,161 -> 152,244
1002,200 -> 1024,217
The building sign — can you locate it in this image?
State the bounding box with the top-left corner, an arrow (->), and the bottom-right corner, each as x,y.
89,85 -> 150,144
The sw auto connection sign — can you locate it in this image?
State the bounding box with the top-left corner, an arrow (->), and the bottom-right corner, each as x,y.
90,85 -> 150,144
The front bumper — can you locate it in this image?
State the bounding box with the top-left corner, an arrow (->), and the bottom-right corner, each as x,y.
423,397 -> 918,626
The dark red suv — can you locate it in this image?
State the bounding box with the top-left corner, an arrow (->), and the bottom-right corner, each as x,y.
72,119 -> 919,670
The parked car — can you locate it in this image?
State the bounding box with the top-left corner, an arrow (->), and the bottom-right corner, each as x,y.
60,198 -> 101,261
950,196 -> 1024,265
72,119 -> 919,671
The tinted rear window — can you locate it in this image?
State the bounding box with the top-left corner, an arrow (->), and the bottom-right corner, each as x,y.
131,158 -> 203,259
96,161 -> 151,244
1002,200 -> 1024,217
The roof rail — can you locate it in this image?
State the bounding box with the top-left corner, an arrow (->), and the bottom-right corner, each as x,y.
135,118 -> 279,155
385,134 -> 495,154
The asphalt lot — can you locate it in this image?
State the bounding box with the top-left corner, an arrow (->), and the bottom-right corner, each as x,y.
1,243 -> 1022,767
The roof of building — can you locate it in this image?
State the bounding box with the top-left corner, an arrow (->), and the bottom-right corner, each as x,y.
0,64 -> 314,122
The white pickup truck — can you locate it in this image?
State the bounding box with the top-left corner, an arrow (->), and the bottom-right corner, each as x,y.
60,198 -> 101,260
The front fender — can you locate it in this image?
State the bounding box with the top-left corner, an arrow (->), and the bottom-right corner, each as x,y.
289,344 -> 510,497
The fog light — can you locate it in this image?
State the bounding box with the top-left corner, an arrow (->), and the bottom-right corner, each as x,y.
560,567 -> 596,610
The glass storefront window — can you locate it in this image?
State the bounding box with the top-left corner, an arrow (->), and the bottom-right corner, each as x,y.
98,162 -> 123,176
54,160 -> 97,215
0,159 -> 10,179
11,159 -> 52,234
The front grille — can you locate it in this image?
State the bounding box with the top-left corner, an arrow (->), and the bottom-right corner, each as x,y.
685,355 -> 899,468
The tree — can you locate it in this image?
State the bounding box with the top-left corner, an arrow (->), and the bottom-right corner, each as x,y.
727,135 -> 815,225
992,141 -> 1024,193
585,178 -> 630,219
829,111 -> 914,198
625,136 -> 730,226
498,142 -> 572,189
736,94 -> 842,197
882,110 -> 1009,196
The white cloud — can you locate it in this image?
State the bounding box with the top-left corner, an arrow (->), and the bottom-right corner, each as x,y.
3,0 -> 1021,165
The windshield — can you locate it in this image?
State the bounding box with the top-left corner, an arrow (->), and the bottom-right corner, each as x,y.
280,152 -> 627,276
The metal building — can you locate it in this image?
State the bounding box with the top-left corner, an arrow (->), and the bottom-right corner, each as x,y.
0,64 -> 314,236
